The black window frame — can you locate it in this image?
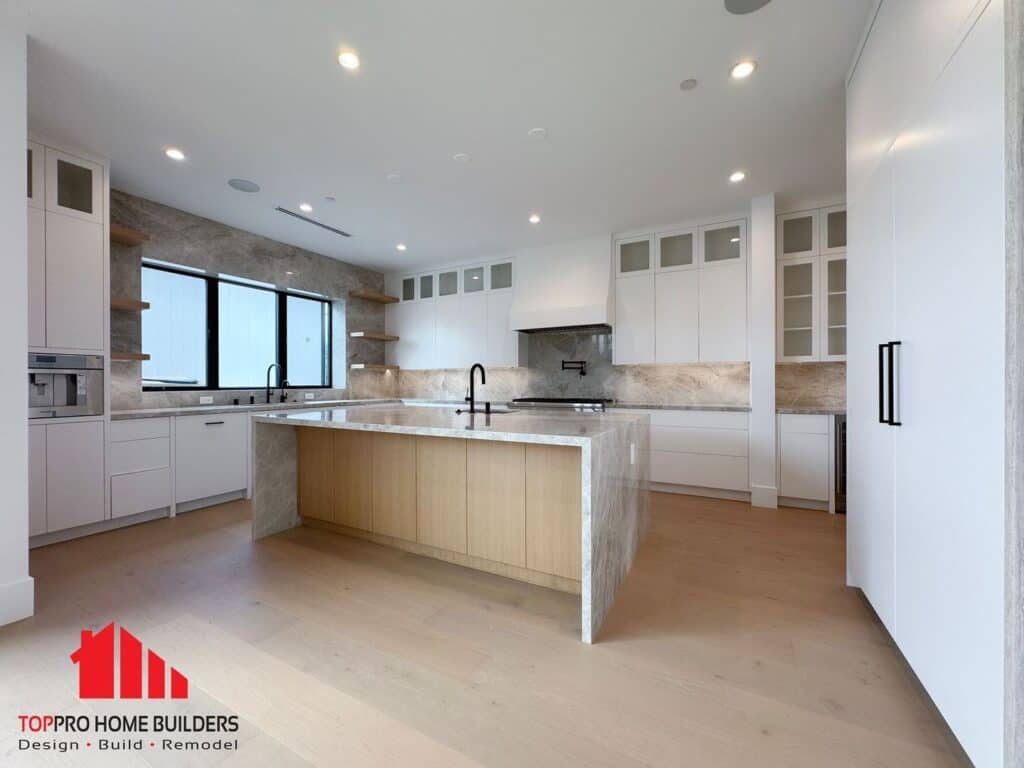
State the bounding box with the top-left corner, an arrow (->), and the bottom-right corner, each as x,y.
141,262 -> 333,391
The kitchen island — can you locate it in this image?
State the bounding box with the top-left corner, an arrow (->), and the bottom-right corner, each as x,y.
250,404 -> 649,643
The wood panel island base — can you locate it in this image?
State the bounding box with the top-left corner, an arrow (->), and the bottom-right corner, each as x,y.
250,405 -> 650,642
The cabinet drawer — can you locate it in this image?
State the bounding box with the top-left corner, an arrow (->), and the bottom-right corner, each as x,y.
110,418 -> 170,442
779,413 -> 829,434
111,437 -> 170,475
174,413 -> 248,504
112,468 -> 171,519
650,450 -> 748,491
650,426 -> 748,457
643,409 -> 749,430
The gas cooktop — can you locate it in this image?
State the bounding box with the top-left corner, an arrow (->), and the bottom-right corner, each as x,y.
510,397 -> 611,412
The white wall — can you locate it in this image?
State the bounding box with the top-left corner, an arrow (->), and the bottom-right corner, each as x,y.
0,8 -> 34,626
847,1 -> 1005,764
748,195 -> 777,508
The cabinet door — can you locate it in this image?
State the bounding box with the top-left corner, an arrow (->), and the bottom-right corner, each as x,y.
699,261 -> 747,362
485,289 -> 518,367
779,431 -> 830,501
27,142 -> 44,209
615,236 -> 653,275
45,147 -> 103,224
656,229 -> 697,272
334,430 -> 373,530
45,213 -> 104,350
29,425 -> 46,536
385,301 -> 411,368
777,210 -> 818,259
777,257 -> 819,362
174,413 -> 248,504
297,427 -> 334,521
416,436 -> 467,552
46,420 -> 105,532
700,220 -> 745,266
460,293 -> 488,368
654,270 -> 699,363
468,440 -> 526,567
405,299 -> 436,370
614,275 -> 655,364
821,256 -> 847,360
525,444 -> 581,579
820,206 -> 847,255
372,433 -> 416,541
433,295 -> 462,369
27,207 -> 46,348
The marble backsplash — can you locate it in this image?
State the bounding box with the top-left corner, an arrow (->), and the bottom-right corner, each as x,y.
109,190 -> 386,411
776,362 -> 847,410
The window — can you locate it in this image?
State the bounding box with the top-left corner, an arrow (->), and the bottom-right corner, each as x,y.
141,263 -> 332,390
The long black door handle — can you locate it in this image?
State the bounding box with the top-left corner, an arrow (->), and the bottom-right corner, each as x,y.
878,343 -> 887,424
888,341 -> 902,426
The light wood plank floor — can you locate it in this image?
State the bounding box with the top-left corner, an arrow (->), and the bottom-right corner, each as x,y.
0,493 -> 966,767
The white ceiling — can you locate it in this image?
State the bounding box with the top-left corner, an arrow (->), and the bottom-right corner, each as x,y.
24,0 -> 870,273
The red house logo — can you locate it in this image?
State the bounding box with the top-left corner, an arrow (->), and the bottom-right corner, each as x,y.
70,623 -> 188,699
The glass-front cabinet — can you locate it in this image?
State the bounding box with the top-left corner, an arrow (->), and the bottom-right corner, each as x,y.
776,204 -> 847,362
616,235 -> 653,275
44,147 -> 104,224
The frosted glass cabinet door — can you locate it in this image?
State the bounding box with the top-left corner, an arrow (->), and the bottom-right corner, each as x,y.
820,206 -> 848,255
822,256 -> 847,360
616,236 -> 652,275
700,221 -> 745,265
44,147 -> 103,224
777,257 -> 819,361
777,210 -> 818,259
656,230 -> 696,271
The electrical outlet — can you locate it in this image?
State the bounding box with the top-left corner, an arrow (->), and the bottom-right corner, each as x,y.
630,442 -> 636,465
304,392 -> 315,400
199,396 -> 213,405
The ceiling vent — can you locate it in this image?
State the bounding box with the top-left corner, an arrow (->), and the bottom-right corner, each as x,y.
275,207 -> 351,237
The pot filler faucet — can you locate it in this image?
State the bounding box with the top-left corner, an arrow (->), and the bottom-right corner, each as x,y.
265,363 -> 281,404
462,363 -> 486,414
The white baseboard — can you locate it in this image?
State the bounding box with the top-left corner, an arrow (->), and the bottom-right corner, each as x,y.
176,490 -> 246,514
778,496 -> 829,511
650,482 -> 751,502
30,507 -> 170,549
750,484 -> 779,509
0,576 -> 34,627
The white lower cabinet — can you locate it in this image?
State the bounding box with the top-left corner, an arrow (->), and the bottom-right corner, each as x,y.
45,420 -> 105,532
111,468 -> 172,519
109,418 -> 172,519
174,413 -> 248,504
28,425 -> 47,536
777,414 -> 830,502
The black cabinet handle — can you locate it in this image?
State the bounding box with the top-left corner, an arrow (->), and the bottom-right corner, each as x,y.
887,341 -> 901,426
204,420 -> 225,426
878,343 -> 886,424
878,341 -> 902,427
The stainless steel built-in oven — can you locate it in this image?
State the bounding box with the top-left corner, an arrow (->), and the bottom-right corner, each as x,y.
28,353 -> 104,419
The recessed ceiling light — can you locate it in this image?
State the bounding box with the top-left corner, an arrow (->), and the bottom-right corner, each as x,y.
730,60 -> 757,80
338,50 -> 360,70
679,78 -> 698,91
452,152 -> 472,163
527,127 -> 548,140
730,237 -> 740,243
228,178 -> 260,193
396,243 -> 407,251
528,213 -> 541,224
386,172 -> 402,184
299,202 -> 313,213
725,0 -> 773,14
165,147 -> 186,161
285,271 -> 295,276
729,170 -> 746,183
472,275 -> 480,280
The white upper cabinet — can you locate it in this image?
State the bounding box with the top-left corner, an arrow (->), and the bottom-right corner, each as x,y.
27,142 -> 44,209
27,207 -> 46,348
654,270 -> 699,363
616,235 -> 653,275
656,229 -> 697,272
822,255 -> 847,360
45,212 -> 104,351
613,274 -> 656,364
777,210 -> 819,259
699,261 -> 747,362
700,220 -> 746,266
777,257 -> 819,362
45,147 -> 104,224
820,205 -> 848,255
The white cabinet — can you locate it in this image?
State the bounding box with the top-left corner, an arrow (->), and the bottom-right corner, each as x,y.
45,420 -> 106,532
109,417 -> 172,519
432,295 -> 460,369
777,210 -> 818,259
44,147 -> 104,224
27,207 -> 45,348
27,142 -> 44,209
654,270 -> 699,363
822,256 -> 847,360
613,274 -> 655,364
45,212 -> 104,351
700,220 -> 746,266
29,425 -> 46,536
777,257 -> 819,362
820,205 -> 848,255
485,289 -> 518,367
616,235 -> 653,275
777,414 -> 830,502
699,261 -> 747,362
461,293 -> 488,367
174,413 -> 248,504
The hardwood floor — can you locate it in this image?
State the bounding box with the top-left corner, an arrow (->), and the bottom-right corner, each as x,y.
0,492 -> 966,767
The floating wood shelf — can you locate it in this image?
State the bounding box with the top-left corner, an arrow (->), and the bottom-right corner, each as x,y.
111,351 -> 151,361
349,290 -> 399,304
110,297 -> 151,311
349,363 -> 399,371
349,331 -> 399,341
110,224 -> 150,247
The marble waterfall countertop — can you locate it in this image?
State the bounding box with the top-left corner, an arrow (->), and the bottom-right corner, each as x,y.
252,404 -> 648,446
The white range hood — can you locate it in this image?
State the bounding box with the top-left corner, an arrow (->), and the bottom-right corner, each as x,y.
508,235 -> 613,332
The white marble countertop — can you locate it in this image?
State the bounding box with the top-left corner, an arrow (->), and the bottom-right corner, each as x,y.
253,404 -> 648,446
111,398 -> 399,420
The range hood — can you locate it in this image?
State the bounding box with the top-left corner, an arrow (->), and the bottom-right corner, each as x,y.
508,235 -> 613,333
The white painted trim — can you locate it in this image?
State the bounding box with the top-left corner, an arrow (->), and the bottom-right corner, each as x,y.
650,482 -> 751,502
0,577 -> 34,627
750,484 -> 779,509
778,496 -> 829,512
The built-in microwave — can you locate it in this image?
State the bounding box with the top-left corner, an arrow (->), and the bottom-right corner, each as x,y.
28,353 -> 104,419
